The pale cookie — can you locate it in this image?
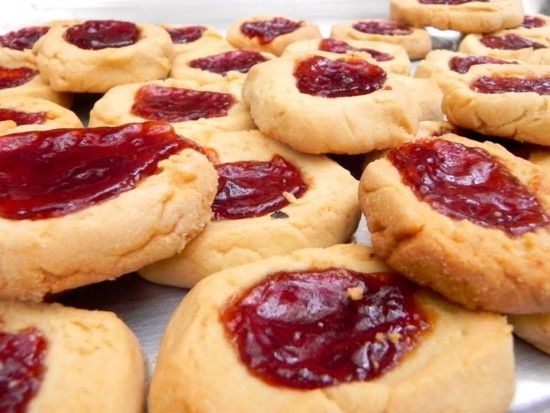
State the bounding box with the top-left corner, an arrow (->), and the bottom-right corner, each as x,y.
227,15 -> 321,56
509,14 -> 550,39
509,313 -> 550,355
0,25 -> 51,66
162,24 -> 230,56
0,300 -> 144,413
139,130 -> 361,287
391,75 -> 444,121
390,0 -> 523,34
34,20 -> 173,93
150,244 -> 514,413
331,20 -> 432,60
284,38 -> 411,75
441,64 -> 550,146
360,134 -> 550,313
243,52 -> 418,154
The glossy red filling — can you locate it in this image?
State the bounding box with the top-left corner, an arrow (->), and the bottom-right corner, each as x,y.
522,15 -> 546,28
319,39 -> 393,61
0,328 -> 47,413
471,76 -> 550,95
221,269 -> 429,389
294,56 -> 386,98
388,139 -> 550,236
64,20 -> 139,50
419,0 -> 487,4
240,17 -> 302,45
212,155 -> 307,221
448,55 -> 514,74
131,84 -> 235,122
189,50 -> 268,75
167,25 -> 206,44
0,108 -> 47,125
0,26 -> 49,51
0,121 -> 196,220
480,34 -> 545,50
0,66 -> 36,90
353,21 -> 412,36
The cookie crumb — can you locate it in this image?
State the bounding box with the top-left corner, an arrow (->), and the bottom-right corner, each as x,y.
346,286 -> 364,301
282,191 -> 298,203
375,332 -> 385,342
270,210 -> 289,219
388,332 -> 402,344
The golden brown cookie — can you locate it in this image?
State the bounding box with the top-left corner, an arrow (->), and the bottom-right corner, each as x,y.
509,313 -> 550,355
391,75 -> 444,121
162,24 -> 230,56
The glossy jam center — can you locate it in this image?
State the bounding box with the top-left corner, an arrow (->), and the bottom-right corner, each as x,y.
448,55 -> 514,74
480,34 -> 545,50
221,269 -> 429,389
131,85 -> 235,123
0,26 -> 49,51
471,76 -> 550,95
353,21 -> 412,36
0,328 -> 47,413
240,17 -> 302,45
0,121 -> 195,220
168,25 -> 206,44
388,139 -> 550,236
64,20 -> 139,50
319,39 -> 393,61
0,66 -> 36,90
0,108 -> 46,125
522,15 -> 546,28
419,0 -> 487,4
189,50 -> 268,75
212,155 -> 307,221
294,56 -> 387,98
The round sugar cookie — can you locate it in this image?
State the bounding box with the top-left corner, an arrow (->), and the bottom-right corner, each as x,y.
390,75 -> 444,121
509,14 -> 550,39
162,24 -> 230,56
0,25 -> 51,66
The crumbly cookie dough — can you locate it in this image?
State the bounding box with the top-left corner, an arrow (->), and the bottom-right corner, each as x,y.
441,64 -> 550,146
391,75 -> 444,121
162,24 -> 230,56
150,244 -> 514,413
139,130 -> 361,287
331,20 -> 432,60
242,52 -> 418,154
360,134 -> 550,313
34,21 -> 173,93
509,313 -> 550,355
227,15 -> 321,56
390,0 -> 523,34
0,300 -> 144,413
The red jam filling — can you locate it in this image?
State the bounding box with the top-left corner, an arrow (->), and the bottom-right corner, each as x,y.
0,121 -> 197,220
167,25 -> 206,44
189,50 -> 268,75
0,108 -> 47,125
419,0 -> 487,4
64,20 -> 139,50
0,328 -> 47,413
294,56 -> 386,98
212,155 -> 307,221
480,34 -> 546,50
388,139 -> 550,236
0,26 -> 49,51
240,17 -> 302,45
471,76 -> 550,95
221,269 -> 429,389
131,85 -> 235,122
522,15 -> 546,29
0,66 -> 36,90
319,39 -> 393,62
448,55 -> 515,74
353,21 -> 412,36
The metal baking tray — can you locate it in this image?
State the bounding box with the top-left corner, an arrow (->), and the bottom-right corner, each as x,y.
3,1 -> 550,411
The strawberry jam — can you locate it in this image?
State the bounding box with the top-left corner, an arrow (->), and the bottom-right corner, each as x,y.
522,15 -> 546,29
0,26 -> 49,51
319,39 -> 393,62
131,85 -> 235,122
353,21 -> 412,36
221,269 -> 429,389
0,108 -> 46,125
0,328 -> 47,413
480,34 -> 546,50
471,76 -> 550,95
0,122 -> 195,220
388,139 -> 550,236
212,155 -> 307,221
0,66 -> 36,90
449,55 -> 514,74
294,56 -> 386,98
189,50 -> 268,75
419,0 -> 487,4
240,17 -> 302,45
64,20 -> 139,50
167,25 -> 206,44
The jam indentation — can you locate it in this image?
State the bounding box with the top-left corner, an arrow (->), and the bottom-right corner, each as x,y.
64,20 -> 139,50
522,15 -> 546,29
0,66 -> 36,90
240,17 -> 302,45
0,26 -> 49,51
168,25 -> 206,44
0,108 -> 47,125
448,55 -> 515,74
319,39 -> 393,62
353,21 -> 412,36
480,34 -> 546,50
189,50 -> 268,75
471,76 -> 550,95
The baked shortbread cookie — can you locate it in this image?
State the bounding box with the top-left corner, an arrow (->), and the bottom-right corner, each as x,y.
441,64 -> 550,146
243,52 -> 418,154
391,75 -> 444,121
0,97 -> 81,131
0,25 -> 50,66
139,130 -> 361,287
0,301 -> 144,413
510,14 -> 550,39
360,134 -> 550,313
227,15 -> 321,56
34,19 -> 173,93
284,38 -> 411,75
331,20 -> 432,60
162,24 -> 230,56
0,121 -> 217,300
150,244 -> 514,413
509,313 -> 550,355
390,0 -> 523,34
